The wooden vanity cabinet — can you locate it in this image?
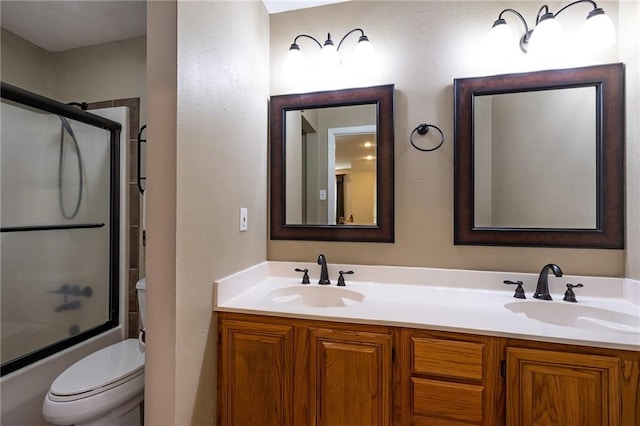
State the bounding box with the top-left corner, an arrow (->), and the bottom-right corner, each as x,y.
397,329 -> 506,426
308,326 -> 393,426
217,313 -> 393,426
217,318 -> 294,426
505,339 -> 640,426
218,312 -> 640,426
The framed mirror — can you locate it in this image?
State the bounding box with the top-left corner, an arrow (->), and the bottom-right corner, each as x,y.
270,84 -> 394,242
454,63 -> 624,248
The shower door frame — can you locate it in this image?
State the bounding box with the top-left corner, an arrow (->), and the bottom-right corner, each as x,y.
0,82 -> 122,376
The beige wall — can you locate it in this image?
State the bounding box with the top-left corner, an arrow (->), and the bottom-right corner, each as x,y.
171,0 -> 270,423
52,36 -> 147,125
1,30 -> 146,124
268,1 -> 638,277
146,1 -> 177,424
1,28 -> 54,96
620,0 -> 640,279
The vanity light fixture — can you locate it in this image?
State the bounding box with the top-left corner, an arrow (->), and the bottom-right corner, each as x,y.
488,0 -> 615,55
284,28 -> 376,75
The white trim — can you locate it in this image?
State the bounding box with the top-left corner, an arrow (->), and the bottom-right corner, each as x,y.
326,125 -> 376,224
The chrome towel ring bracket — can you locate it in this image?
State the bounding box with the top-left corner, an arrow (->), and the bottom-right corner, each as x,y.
410,123 -> 445,152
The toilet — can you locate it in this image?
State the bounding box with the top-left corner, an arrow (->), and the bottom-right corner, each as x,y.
42,278 -> 147,426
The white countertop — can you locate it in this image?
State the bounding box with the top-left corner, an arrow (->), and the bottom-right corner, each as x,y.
214,262 -> 640,351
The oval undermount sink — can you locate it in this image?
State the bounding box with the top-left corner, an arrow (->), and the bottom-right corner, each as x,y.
269,286 -> 365,308
505,301 -> 640,333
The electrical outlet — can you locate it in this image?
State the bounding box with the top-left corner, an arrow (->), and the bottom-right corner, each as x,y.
319,189 -> 327,200
239,208 -> 248,231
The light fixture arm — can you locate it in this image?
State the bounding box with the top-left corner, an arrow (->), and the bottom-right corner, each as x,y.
489,0 -> 615,56
534,5 -> 551,24
496,8 -> 533,52
284,28 -> 377,78
554,0 -> 599,18
291,34 -> 323,49
336,28 -> 367,51
497,8 -> 531,34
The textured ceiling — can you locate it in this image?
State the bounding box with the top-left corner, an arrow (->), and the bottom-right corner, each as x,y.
1,1 -> 147,52
0,0 -> 348,53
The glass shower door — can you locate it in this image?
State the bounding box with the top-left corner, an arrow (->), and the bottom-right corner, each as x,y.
0,83 -> 121,375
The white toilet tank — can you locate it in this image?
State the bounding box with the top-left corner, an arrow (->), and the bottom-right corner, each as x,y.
136,278 -> 146,331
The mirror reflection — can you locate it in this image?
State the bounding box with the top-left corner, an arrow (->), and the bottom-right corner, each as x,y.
473,87 -> 596,229
270,84 -> 394,242
285,105 -> 377,226
454,63 -> 624,248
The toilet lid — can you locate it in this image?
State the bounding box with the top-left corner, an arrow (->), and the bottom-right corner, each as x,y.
50,339 -> 145,398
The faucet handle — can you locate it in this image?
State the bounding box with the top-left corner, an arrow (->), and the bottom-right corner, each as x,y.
504,280 -> 526,299
294,268 -> 310,284
563,283 -> 584,303
337,270 -> 354,287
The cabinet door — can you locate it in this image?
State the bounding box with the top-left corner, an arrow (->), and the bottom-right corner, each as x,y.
309,327 -> 392,426
507,347 -> 621,426
219,319 -> 293,426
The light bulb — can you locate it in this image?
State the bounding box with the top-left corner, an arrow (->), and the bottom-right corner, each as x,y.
284,44 -> 305,76
354,36 -> 377,68
528,13 -> 566,59
319,36 -> 340,74
487,18 -> 515,53
580,8 -> 615,51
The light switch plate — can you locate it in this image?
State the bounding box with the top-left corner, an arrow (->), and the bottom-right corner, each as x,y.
239,208 -> 248,231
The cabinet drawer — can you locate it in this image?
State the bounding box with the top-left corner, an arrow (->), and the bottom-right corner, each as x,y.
412,378 -> 484,423
412,337 -> 484,380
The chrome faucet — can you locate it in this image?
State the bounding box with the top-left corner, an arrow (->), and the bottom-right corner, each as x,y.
317,254 -> 330,285
533,263 -> 563,300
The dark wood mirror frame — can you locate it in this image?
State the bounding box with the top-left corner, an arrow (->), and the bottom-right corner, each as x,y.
454,63 -> 624,248
270,84 -> 394,242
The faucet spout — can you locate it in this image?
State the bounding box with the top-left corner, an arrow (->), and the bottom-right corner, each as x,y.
317,254 -> 330,285
534,263 -> 563,300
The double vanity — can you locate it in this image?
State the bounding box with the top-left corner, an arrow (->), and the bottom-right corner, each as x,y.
214,261 -> 640,425
223,60 -> 636,425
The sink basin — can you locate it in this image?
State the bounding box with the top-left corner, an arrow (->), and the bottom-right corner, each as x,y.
269,286 -> 365,308
505,301 -> 640,333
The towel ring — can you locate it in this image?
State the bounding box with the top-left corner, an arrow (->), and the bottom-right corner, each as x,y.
410,123 -> 444,152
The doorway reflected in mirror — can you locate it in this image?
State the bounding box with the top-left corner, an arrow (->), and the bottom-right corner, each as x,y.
270,84 -> 394,242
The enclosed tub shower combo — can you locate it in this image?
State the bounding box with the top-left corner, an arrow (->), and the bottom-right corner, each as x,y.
1,82 -> 143,425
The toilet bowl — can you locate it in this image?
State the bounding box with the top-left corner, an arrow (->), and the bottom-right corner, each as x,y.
43,278 -> 146,426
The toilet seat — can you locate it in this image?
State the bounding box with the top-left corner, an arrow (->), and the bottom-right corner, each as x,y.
49,339 -> 144,402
